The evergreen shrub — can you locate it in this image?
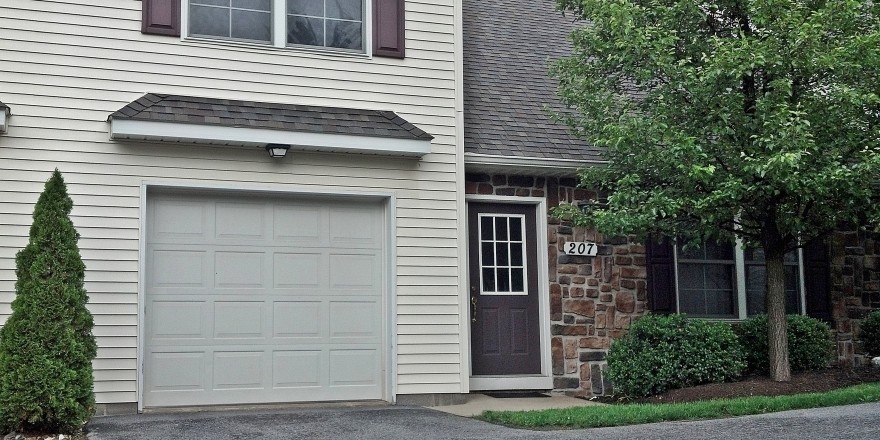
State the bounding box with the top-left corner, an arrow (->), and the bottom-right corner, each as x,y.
737,314 -> 834,374
606,314 -> 745,397
860,310 -> 880,357
0,170 -> 97,434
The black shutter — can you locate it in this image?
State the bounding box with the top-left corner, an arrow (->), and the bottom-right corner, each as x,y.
646,237 -> 676,314
142,0 -> 181,37
804,238 -> 832,321
373,0 -> 405,58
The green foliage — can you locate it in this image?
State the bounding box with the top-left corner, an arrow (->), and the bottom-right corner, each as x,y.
552,0 -> 880,247
860,310 -> 880,357
553,0 -> 880,381
0,170 -> 97,434
606,314 -> 745,397
737,314 -> 834,374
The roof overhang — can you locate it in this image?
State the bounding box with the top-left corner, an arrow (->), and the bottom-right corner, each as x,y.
0,106 -> 8,134
464,152 -> 605,177
109,119 -> 432,157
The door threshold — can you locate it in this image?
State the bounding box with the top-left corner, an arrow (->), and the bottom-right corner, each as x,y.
469,375 -> 553,391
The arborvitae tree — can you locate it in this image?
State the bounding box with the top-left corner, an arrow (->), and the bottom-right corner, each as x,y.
0,169 -> 97,433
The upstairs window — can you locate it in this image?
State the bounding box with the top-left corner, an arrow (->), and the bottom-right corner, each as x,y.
190,0 -> 272,43
287,0 -> 364,50
186,0 -> 366,52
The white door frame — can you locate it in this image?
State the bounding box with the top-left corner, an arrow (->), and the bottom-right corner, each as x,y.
465,195 -> 553,391
137,180 -> 397,411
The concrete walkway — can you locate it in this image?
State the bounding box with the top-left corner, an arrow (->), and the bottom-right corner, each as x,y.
429,392 -> 601,417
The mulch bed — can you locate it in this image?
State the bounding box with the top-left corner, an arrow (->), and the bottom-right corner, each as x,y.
595,367 -> 880,405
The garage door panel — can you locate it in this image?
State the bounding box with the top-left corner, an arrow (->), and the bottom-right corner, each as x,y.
215,202 -> 268,241
215,251 -> 266,288
149,301 -> 208,340
274,205 -> 324,244
212,351 -> 266,390
151,251 -> 209,287
273,301 -> 324,339
214,301 -> 266,339
146,192 -> 386,407
148,352 -> 207,392
329,349 -> 380,386
330,301 -> 380,340
329,253 -> 380,289
152,201 -> 209,242
272,350 -> 323,388
274,252 -> 324,288
330,206 -> 382,248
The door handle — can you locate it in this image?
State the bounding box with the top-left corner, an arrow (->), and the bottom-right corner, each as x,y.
471,287 -> 478,323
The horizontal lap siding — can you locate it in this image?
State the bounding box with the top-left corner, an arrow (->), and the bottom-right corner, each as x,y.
0,0 -> 462,403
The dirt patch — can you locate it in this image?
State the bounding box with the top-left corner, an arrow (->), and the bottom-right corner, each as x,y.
594,367 -> 880,404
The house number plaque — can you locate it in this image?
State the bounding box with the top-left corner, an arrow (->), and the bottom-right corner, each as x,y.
563,241 -> 598,256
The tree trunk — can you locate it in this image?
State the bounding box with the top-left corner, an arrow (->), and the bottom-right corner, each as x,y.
765,245 -> 791,381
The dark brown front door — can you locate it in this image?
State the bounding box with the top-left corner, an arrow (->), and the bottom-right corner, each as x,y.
468,202 -> 541,375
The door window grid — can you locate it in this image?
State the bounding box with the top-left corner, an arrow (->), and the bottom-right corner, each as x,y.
478,214 -> 527,295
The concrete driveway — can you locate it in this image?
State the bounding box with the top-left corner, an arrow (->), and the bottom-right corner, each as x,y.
87,402 -> 880,440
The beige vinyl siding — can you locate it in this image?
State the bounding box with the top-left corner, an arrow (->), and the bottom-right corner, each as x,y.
0,0 -> 462,403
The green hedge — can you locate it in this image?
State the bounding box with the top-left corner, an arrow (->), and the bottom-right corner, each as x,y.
737,314 -> 834,374
606,314 -> 745,397
861,310 -> 880,357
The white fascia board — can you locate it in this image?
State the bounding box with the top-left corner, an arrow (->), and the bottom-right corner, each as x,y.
0,108 -> 7,133
464,152 -> 605,176
110,119 -> 432,157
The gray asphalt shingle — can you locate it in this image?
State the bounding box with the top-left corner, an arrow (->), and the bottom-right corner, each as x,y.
109,94 -> 433,141
463,0 -> 602,161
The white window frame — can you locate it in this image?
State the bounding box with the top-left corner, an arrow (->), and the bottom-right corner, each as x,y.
673,240 -> 808,320
477,213 -> 528,296
181,0 -> 372,55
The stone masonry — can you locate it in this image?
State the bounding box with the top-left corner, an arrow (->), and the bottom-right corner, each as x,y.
466,173 -> 647,396
830,230 -> 880,367
466,173 -> 878,397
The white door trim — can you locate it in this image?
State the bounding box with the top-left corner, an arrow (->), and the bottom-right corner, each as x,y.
464,195 -> 553,391
137,180 -> 396,411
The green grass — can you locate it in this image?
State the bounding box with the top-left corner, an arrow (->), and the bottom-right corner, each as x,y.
477,382 -> 880,429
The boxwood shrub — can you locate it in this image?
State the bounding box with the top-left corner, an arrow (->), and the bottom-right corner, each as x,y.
737,314 -> 834,374
606,314 -> 746,397
861,310 -> 880,357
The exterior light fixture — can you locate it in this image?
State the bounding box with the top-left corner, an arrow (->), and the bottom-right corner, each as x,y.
266,143 -> 290,158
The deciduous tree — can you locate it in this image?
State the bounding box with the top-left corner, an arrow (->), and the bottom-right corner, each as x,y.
553,0 -> 880,380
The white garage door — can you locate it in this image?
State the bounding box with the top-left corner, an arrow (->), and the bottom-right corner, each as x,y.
144,191 -> 386,407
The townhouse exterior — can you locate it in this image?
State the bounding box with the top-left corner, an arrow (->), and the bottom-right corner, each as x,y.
0,0 -> 876,414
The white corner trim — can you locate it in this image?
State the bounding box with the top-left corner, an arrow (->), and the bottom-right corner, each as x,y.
110,119 -> 432,157
0,108 -> 8,133
465,152 -> 605,170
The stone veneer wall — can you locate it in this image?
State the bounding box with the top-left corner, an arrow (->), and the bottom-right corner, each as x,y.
465,173 -> 878,396
466,173 -> 647,396
829,230 -> 880,367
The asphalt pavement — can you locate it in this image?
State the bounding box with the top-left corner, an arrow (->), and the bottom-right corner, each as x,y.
86,402 -> 880,440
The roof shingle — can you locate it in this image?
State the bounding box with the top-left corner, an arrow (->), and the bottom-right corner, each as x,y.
109,94 -> 433,141
463,0 -> 602,162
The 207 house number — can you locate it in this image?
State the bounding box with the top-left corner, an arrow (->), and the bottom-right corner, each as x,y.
564,241 -> 598,256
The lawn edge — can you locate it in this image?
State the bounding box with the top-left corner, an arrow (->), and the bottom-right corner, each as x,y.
476,382 -> 880,429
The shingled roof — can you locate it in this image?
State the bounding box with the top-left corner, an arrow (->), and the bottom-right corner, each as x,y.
463,0 -> 602,163
109,93 -> 433,141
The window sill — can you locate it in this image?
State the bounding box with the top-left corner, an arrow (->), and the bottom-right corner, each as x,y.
180,36 -> 372,61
